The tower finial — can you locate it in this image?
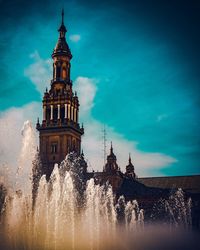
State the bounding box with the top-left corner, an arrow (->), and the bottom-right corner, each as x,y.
62,8 -> 64,24
110,141 -> 113,154
57,8 -> 67,38
129,153 -> 131,163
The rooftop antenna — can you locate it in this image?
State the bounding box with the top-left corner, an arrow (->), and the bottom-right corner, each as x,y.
102,124 -> 107,169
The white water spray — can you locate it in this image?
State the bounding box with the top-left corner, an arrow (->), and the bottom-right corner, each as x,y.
0,121 -> 193,250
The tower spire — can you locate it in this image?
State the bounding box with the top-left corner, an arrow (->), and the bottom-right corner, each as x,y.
125,153 -> 136,179
57,8 -> 67,38
61,8 -> 64,25
110,141 -> 113,154
129,153 -> 131,164
52,10 -> 72,61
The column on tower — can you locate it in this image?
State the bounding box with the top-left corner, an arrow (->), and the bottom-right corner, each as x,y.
71,105 -> 74,121
76,108 -> 79,123
64,103 -> 67,119
74,107 -> 77,123
67,103 -> 70,120
50,105 -> 53,120
43,105 -> 46,121
57,104 -> 60,119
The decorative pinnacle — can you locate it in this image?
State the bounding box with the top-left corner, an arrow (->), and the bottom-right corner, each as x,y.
58,8 -> 67,35
110,141 -> 113,154
129,153 -> 131,163
61,8 -> 64,24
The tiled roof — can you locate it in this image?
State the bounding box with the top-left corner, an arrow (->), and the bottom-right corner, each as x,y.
118,178 -> 169,198
138,175 -> 200,194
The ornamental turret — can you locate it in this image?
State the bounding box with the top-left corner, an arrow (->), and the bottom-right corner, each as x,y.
125,154 -> 136,179
104,142 -> 119,173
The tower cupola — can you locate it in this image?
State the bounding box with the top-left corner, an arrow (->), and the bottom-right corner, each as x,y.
52,9 -> 72,59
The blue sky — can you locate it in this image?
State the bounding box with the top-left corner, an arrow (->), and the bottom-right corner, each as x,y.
0,0 -> 199,176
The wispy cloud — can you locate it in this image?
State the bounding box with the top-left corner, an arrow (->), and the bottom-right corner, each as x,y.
0,51 -> 177,178
74,77 -> 98,115
69,34 -> 81,42
24,51 -> 52,96
73,77 -> 177,175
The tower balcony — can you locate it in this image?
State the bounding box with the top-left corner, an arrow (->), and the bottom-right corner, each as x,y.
36,119 -> 84,135
51,78 -> 72,86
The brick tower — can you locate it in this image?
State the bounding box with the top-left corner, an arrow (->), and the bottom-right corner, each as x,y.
36,10 -> 84,179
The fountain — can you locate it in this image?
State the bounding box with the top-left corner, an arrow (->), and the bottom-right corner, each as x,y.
0,121 -> 195,250
3,158 -> 142,250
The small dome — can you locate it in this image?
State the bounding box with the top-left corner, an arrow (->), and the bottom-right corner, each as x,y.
52,9 -> 72,59
53,38 -> 72,58
104,142 -> 119,173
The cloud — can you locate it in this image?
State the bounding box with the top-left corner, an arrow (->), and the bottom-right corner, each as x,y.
24,51 -> 52,96
74,77 -> 98,115
69,34 -> 81,42
2,51 -> 176,179
83,120 -> 177,176
73,76 -> 177,176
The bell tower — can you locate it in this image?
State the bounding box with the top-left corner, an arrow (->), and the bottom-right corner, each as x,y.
36,10 -> 84,179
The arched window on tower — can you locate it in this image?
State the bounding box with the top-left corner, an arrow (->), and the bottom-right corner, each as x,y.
51,143 -> 58,154
61,106 -> 65,123
53,106 -> 58,121
62,67 -> 67,80
56,65 -> 61,79
46,107 -> 50,123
